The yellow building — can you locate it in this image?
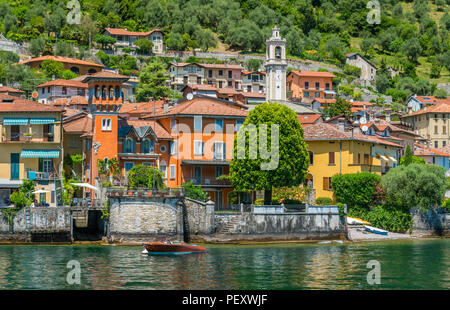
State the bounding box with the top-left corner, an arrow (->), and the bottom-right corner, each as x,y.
0,94 -> 64,206
303,121 -> 401,201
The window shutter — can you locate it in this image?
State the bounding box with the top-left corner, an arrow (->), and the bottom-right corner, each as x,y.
202,142 -> 205,155
223,143 -> 226,160
213,142 -> 216,159
132,140 -> 136,153
38,158 -> 43,172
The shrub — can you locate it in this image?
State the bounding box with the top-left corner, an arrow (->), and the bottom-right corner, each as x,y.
331,172 -> 381,210
9,191 -> 29,209
127,165 -> 164,189
442,199 -> 450,211
343,64 -> 361,77
254,198 -> 264,205
349,205 -> 412,233
382,164 -> 447,212
315,197 -> 333,205
182,181 -> 208,201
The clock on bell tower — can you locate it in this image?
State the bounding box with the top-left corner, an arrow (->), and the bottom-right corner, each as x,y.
265,24 -> 287,103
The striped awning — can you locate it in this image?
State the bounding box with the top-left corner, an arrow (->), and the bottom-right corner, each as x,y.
29,118 -> 56,125
2,118 -> 28,125
20,149 -> 60,158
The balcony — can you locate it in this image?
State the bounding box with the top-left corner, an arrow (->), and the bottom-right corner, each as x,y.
27,171 -> 60,181
2,133 -> 55,143
185,177 -> 231,187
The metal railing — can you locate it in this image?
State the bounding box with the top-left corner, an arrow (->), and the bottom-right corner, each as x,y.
2,133 -> 55,143
105,187 -> 185,198
71,198 -> 102,208
27,171 -> 59,181
185,177 -> 231,186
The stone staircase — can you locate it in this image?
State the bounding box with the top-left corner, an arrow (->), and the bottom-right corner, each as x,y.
218,216 -> 242,234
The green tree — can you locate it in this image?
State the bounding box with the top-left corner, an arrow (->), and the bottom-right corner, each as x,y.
127,165 -> 164,189
399,145 -> 426,165
182,181 -> 209,201
194,28 -> 217,52
382,163 -> 447,211
247,58 -> 262,71
94,34 -> 117,50
323,96 -> 352,118
29,37 -> 46,57
229,102 -> 309,204
41,59 -> 65,79
166,32 -> 186,51
434,88 -> 448,99
401,37 -> 423,63
136,59 -> 171,101
134,38 -> 154,54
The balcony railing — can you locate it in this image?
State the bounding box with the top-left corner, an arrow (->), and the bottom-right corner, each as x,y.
27,171 -> 59,181
105,187 -> 185,198
2,133 -> 55,143
185,177 -> 231,186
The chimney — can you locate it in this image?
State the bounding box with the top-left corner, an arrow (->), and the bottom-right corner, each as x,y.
337,117 -> 345,132
352,122 -> 361,135
163,103 -> 169,114
386,111 -> 391,122
124,27 -> 127,31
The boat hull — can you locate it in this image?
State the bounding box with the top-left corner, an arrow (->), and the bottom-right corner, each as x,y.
364,225 -> 388,235
143,242 -> 207,255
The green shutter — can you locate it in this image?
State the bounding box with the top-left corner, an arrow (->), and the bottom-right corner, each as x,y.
38,158 -> 43,172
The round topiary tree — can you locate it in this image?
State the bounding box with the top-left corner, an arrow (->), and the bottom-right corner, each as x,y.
127,165 -> 164,189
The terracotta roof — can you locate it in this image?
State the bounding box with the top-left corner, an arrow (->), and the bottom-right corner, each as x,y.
351,101 -> 373,107
169,62 -> 243,70
68,96 -> 89,105
289,70 -> 336,78
402,102 -> 450,117
414,144 -> 450,157
37,79 -> 88,88
51,98 -> 69,106
119,101 -> 165,115
63,114 -> 93,133
217,88 -> 241,95
297,114 -> 322,126
105,27 -> 163,36
0,94 -> 63,112
240,92 -> 266,98
18,55 -> 104,67
242,71 -> 265,76
119,119 -> 172,139
313,98 -> 336,104
0,86 -> 24,93
304,122 -> 402,147
413,96 -> 450,105
186,84 -> 219,91
142,96 -> 248,118
82,71 -> 129,81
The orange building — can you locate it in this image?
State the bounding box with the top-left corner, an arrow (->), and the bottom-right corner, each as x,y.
80,71 -> 129,194
141,96 -> 248,210
287,70 -> 337,101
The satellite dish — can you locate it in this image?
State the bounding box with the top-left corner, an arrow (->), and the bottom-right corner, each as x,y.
186,93 -> 193,100
361,125 -> 368,132
360,116 -> 367,124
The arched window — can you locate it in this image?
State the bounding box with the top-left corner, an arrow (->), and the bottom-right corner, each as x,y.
70,66 -> 80,74
95,86 -> 100,99
101,86 -> 107,99
88,69 -> 97,74
141,139 -> 154,154
115,86 -> 121,99
124,138 -> 135,153
275,46 -> 282,59
109,86 -> 114,99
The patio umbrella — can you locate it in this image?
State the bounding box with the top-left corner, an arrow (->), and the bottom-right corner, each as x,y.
70,183 -> 100,192
32,189 -> 50,194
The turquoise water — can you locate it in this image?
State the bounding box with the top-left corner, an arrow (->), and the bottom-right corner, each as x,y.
0,239 -> 448,289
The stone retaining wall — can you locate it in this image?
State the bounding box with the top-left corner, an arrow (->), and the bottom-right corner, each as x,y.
411,208 -> 450,237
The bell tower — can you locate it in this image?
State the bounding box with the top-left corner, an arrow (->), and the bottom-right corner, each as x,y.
265,25 -> 287,103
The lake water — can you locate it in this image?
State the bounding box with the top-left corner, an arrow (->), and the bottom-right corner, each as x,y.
0,239 -> 448,289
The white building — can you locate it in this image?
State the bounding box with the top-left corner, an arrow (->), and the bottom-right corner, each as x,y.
36,79 -> 87,105
265,25 -> 287,103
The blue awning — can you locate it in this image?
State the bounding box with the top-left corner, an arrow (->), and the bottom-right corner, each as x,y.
2,118 -> 28,125
20,149 -> 60,158
29,118 -> 56,125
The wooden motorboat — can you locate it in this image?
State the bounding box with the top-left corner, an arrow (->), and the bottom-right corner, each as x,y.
364,225 -> 388,235
142,241 -> 207,255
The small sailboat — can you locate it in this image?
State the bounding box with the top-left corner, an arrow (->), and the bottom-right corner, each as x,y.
364,225 -> 388,235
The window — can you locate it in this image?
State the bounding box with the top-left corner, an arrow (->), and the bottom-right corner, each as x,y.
194,116 -> 202,132
102,118 -> 112,131
85,139 -> 91,152
194,140 -> 204,156
170,165 -> 176,179
315,82 -> 320,90
218,70 -> 223,76
213,142 -> 226,160
325,83 -> 330,90
329,152 -> 335,165
219,81 -> 223,88
215,166 -> 223,178
444,126 -> 447,134
43,159 -> 53,173
228,81 -> 232,87
315,92 -> 320,98
208,70 -> 212,78
235,81 -> 239,89
236,120 -> 243,132
197,77 -> 202,84
194,166 -> 202,183
444,141 -> 447,147
358,153 -> 361,164
309,151 -> 314,165
323,177 -> 332,191
432,157 -> 435,164
364,154 -> 370,165
41,88 -> 45,94
141,139 -> 154,154
170,141 -> 178,155
170,118 -> 176,131
215,119 -> 223,132
304,82 -> 309,89
435,126 -> 438,134
228,71 -> 232,79
69,136 -> 79,148
275,46 -> 282,59
124,138 -> 134,153
160,164 -> 167,179
435,141 -> 439,148
304,92 -> 309,97
124,162 -> 134,174
62,87 -> 67,95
